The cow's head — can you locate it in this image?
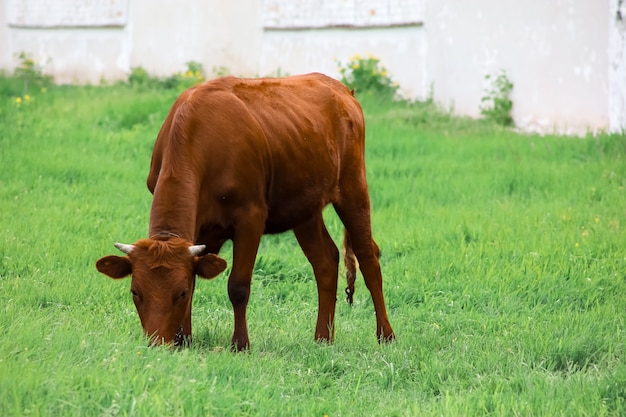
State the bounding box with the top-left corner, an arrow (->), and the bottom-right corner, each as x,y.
95,238 -> 227,346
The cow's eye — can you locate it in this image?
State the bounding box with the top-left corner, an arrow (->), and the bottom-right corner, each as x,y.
180,290 -> 188,299
131,289 -> 139,297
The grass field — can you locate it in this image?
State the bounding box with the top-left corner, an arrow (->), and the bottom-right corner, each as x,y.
1,79 -> 625,416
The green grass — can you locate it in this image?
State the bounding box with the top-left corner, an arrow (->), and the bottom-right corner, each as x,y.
1,81 -> 625,416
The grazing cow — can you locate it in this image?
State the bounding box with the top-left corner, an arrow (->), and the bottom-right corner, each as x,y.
96,73 -> 395,350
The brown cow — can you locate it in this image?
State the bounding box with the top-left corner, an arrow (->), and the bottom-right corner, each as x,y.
96,73 -> 395,350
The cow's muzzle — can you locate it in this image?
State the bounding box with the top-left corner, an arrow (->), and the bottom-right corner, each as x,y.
174,324 -> 185,347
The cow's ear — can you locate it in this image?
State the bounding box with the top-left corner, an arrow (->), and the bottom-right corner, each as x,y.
195,254 -> 227,279
96,255 -> 132,279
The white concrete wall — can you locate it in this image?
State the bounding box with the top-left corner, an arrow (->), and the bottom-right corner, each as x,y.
3,0 -> 130,83
425,0 -> 610,135
0,1 -> 9,72
1,0 -> 261,83
5,27 -> 129,84
259,0 -> 619,134
259,26 -> 428,99
258,0 -> 427,98
609,0 -> 626,132
129,0 -> 261,78
0,0 -> 623,133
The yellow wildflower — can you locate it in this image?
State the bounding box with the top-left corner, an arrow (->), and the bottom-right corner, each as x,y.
24,95 -> 30,101
15,97 -> 22,104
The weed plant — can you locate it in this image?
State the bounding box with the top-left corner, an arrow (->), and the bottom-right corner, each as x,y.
0,77 -> 625,416
128,61 -> 206,90
0,52 -> 52,108
337,54 -> 399,101
480,70 -> 514,127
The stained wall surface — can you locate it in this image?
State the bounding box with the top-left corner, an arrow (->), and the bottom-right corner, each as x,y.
0,0 -> 623,133
424,0 -> 610,134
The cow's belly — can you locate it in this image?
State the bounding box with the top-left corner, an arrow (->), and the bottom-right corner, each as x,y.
261,136 -> 340,233
264,203 -> 325,234
264,175 -> 338,234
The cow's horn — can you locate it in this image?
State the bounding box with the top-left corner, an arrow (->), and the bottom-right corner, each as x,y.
189,245 -> 206,257
114,242 -> 134,255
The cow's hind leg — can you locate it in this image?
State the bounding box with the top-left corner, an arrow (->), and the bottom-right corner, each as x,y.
343,230 -> 357,305
334,194 -> 395,342
294,213 -> 339,342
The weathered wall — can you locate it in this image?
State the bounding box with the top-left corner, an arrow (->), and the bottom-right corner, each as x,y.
0,2 -> 9,71
259,0 -> 618,134
425,0 -> 610,135
0,0 -> 623,133
6,27 -> 129,84
129,0 -> 261,78
258,0 -> 427,98
609,0 -> 626,132
260,26 -> 427,99
1,0 -> 261,83
3,0 -> 130,83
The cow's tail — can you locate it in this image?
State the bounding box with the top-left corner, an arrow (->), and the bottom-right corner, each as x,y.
343,229 -> 358,306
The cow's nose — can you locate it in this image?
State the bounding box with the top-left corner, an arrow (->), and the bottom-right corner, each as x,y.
174,324 -> 185,347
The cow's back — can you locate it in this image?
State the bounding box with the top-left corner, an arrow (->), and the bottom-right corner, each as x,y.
225,74 -> 365,231
148,73 -> 365,235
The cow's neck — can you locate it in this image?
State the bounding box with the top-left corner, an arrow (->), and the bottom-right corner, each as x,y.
148,175 -> 198,242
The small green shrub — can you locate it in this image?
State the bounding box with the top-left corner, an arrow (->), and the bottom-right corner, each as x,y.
128,61 -> 205,90
165,61 -> 205,90
128,66 -> 152,86
480,70 -> 514,127
15,52 -> 52,92
0,52 -> 51,109
337,54 -> 399,100
12,52 -> 52,96
212,66 -> 231,77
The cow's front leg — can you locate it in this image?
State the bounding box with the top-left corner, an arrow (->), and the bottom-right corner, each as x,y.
228,208 -> 265,351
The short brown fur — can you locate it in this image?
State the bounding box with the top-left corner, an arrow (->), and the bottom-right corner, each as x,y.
96,73 -> 395,350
